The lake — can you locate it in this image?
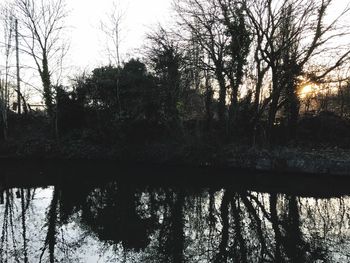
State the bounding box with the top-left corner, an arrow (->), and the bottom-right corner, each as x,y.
0,162 -> 349,262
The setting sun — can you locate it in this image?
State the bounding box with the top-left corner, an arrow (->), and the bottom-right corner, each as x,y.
299,83 -> 317,98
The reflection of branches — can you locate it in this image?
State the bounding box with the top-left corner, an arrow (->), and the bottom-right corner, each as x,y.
241,194 -> 273,261
247,193 -> 273,222
231,196 -> 248,263
172,191 -> 185,263
9,192 -> 20,257
0,190 -> 10,261
337,197 -> 346,237
214,189 -> 231,263
284,196 -> 305,262
208,189 -> 218,259
39,186 -> 59,263
2,182 -> 345,262
0,189 -> 21,263
315,199 -> 331,239
270,194 -> 282,262
20,188 -> 28,263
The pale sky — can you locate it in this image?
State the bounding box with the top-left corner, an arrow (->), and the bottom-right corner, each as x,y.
49,0 -> 350,76
67,0 -> 173,71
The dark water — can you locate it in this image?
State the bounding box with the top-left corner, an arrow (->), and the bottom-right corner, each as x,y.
1,173 -> 350,262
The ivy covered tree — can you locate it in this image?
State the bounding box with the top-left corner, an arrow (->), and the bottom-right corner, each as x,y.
219,0 -> 252,128
147,27 -> 185,124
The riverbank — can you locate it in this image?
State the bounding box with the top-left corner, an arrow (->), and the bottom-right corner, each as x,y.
0,135 -> 350,176
218,146 -> 350,175
1,112 -> 350,176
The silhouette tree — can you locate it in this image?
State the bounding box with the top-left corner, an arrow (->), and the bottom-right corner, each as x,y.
75,59 -> 158,122
244,0 -> 350,143
217,0 -> 252,129
147,27 -> 185,125
174,0 -> 229,125
14,0 -> 69,119
0,4 -> 14,140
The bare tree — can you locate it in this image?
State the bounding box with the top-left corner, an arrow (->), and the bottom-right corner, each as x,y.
0,2 -> 15,139
174,0 -> 229,124
14,0 -> 68,118
244,0 -> 350,142
174,0 -> 252,132
99,0 -> 126,115
100,0 -> 125,67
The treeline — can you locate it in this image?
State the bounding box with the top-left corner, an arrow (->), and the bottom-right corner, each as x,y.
1,0 -> 350,151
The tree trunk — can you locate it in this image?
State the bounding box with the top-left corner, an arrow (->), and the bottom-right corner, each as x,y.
267,71 -> 282,144
41,53 -> 53,118
215,69 -> 227,126
285,83 -> 300,140
267,93 -> 279,144
204,73 -> 213,129
228,77 -> 239,134
252,59 -> 269,145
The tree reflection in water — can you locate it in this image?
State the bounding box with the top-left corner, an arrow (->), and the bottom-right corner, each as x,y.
0,181 -> 350,262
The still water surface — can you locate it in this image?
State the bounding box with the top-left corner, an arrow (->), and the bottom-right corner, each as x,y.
1,178 -> 350,262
